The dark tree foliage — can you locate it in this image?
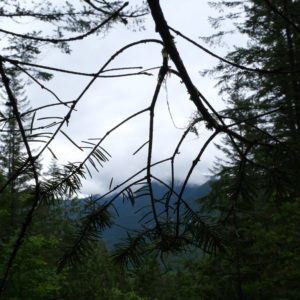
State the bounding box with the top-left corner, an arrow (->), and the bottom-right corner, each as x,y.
195,0 -> 300,299
0,72 -> 32,231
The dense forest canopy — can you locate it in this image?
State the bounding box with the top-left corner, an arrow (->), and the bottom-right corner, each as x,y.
0,0 -> 299,299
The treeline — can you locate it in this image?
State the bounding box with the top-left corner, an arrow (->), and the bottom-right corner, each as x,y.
0,169 -> 211,300
0,104 -> 207,300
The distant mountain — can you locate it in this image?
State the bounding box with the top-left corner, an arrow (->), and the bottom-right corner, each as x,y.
101,180 -> 213,247
64,179 -> 213,247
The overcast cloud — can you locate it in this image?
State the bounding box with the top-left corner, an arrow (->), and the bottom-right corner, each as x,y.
7,0 -> 237,195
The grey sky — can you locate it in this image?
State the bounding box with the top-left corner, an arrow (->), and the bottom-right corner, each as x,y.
3,0 -> 238,195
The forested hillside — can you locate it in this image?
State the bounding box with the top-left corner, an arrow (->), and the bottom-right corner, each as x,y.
1,0 -> 299,299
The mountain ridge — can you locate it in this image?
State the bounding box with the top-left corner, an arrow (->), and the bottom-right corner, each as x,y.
101,179 -> 213,247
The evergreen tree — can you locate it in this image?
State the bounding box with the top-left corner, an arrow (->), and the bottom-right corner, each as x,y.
0,71 -> 31,185
205,0 -> 300,187
0,69 -> 34,236
196,0 -> 300,298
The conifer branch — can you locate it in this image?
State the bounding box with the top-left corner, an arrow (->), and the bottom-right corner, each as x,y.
0,2 -> 129,43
